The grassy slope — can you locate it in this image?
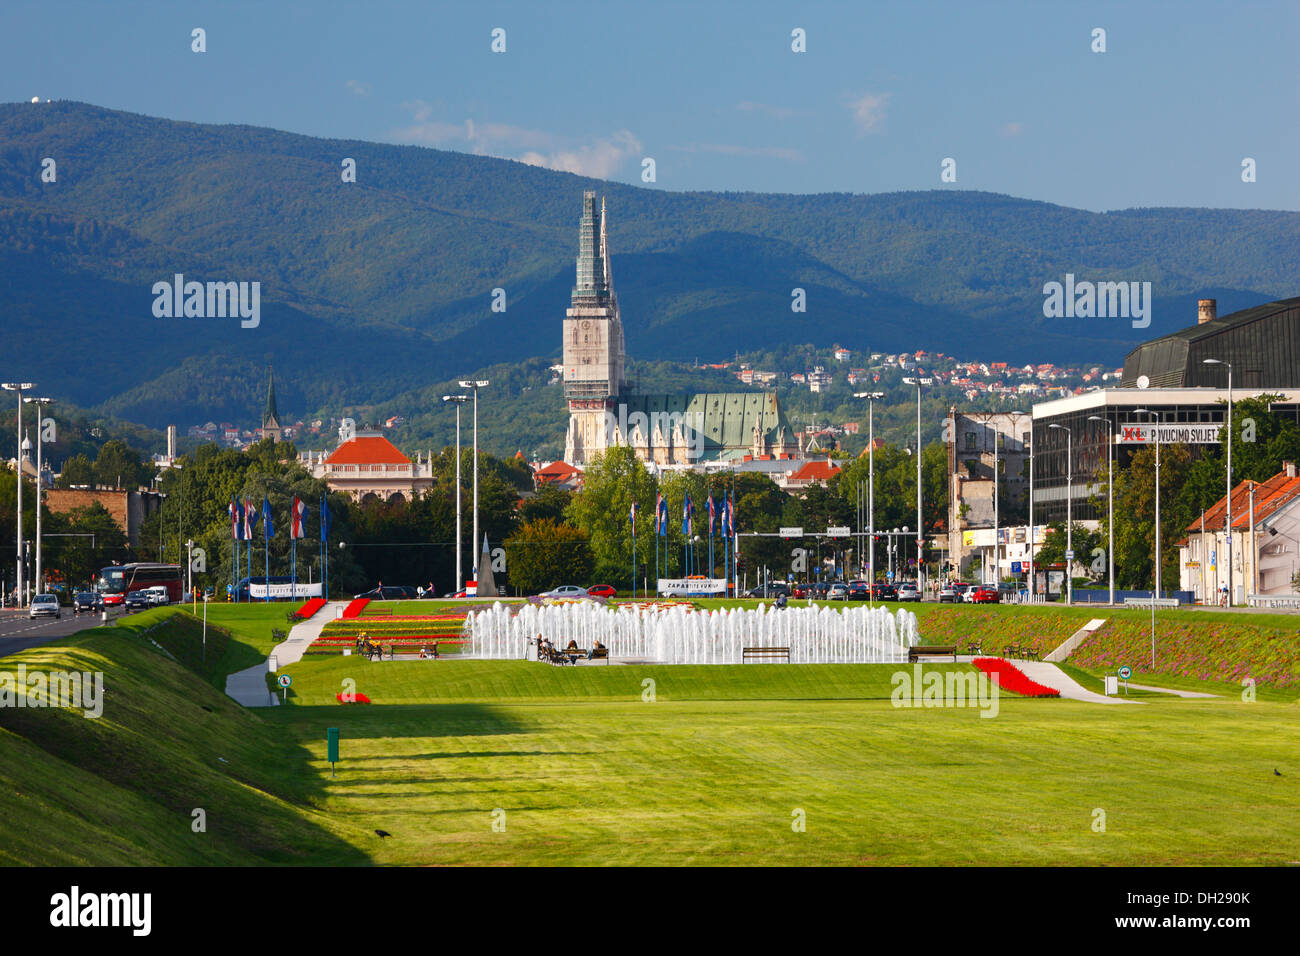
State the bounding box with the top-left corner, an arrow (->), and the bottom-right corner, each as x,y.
0,614 -> 366,865
266,658 -> 1300,866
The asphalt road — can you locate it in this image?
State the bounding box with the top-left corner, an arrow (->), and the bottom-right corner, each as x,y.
0,608 -> 109,658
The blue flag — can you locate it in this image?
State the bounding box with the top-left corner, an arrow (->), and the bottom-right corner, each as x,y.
262,495 -> 273,538
320,495 -> 332,542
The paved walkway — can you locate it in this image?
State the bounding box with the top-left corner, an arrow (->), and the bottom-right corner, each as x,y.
1126,682 -> 1219,698
1013,660 -> 1141,705
224,602 -> 345,708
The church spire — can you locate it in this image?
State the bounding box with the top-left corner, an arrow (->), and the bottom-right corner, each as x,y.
262,366 -> 282,441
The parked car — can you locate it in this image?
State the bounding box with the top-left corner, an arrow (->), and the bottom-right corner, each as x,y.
791,582 -> 811,598
29,593 -> 61,619
744,584 -> 788,599
442,589 -> 468,598
124,590 -> 151,611
354,585 -> 419,601
73,591 -> 103,613
896,583 -> 921,602
971,585 -> 1001,604
143,585 -> 171,606
542,585 -> 587,599
846,580 -> 870,600
827,583 -> 849,601
586,584 -> 617,599
873,583 -> 898,601
938,582 -> 959,603
953,583 -> 977,602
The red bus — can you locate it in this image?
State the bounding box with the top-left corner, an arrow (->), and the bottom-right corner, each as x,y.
95,563 -> 184,606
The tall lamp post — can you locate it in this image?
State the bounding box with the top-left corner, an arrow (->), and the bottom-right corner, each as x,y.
442,394 -> 469,592
1088,415 -> 1115,605
1202,358 -> 1233,605
1133,408 -> 1163,598
915,379 -> 924,596
24,397 -> 52,595
2,382 -> 34,605
853,391 -> 885,600
1049,423 -> 1072,605
457,379 -> 489,592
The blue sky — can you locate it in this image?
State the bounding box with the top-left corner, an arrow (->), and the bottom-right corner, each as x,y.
2,0 -> 1296,211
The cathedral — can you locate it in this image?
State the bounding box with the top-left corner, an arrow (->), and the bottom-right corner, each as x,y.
562,192 -> 799,467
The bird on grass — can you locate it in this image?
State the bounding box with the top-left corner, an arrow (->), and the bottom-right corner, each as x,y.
374,829 -> 392,838
1275,769 -> 1283,776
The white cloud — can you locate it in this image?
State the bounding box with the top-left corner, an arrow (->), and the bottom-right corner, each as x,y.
847,92 -> 891,134
390,102 -> 640,178
345,79 -> 370,97
1000,121 -> 1025,137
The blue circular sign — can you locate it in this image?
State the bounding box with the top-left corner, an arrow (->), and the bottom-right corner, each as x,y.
1118,666 -> 1132,680
277,674 -> 292,687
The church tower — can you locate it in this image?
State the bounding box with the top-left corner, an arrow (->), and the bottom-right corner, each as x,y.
261,367 -> 283,442
563,192 -> 626,464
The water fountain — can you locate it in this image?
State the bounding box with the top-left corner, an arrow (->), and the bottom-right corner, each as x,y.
465,601 -> 919,664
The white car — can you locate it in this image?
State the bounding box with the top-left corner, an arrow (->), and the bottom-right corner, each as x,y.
30,594 -> 61,619
896,584 -> 921,602
541,585 -> 587,599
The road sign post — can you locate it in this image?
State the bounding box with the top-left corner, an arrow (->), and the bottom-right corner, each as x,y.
327,727 -> 340,777
277,672 -> 292,703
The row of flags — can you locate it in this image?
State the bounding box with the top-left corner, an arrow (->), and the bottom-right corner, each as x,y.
228,495 -> 328,541
629,493 -> 735,537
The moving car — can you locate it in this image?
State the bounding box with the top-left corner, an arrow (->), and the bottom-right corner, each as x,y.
938,583 -> 959,603
73,591 -> 103,613
124,590 -> 151,611
873,583 -> 898,601
586,584 -> 617,599
827,583 -> 849,600
744,584 -> 788,599
542,585 -> 587,599
29,594 -> 61,619
144,585 -> 170,606
971,585 -> 1001,604
846,580 -> 870,600
896,583 -> 921,602
354,585 -> 419,601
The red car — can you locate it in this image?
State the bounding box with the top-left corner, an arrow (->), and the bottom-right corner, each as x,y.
970,586 -> 1001,604
586,584 -> 617,599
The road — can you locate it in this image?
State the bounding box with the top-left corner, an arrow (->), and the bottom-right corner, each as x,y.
0,609 -> 108,658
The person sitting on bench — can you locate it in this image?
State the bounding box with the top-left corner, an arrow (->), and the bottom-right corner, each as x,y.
588,640 -> 606,660
566,639 -> 579,652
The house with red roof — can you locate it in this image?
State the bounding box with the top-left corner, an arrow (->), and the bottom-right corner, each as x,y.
533,460 -> 584,492
778,456 -> 842,492
299,427 -> 434,504
1179,461 -> 1300,604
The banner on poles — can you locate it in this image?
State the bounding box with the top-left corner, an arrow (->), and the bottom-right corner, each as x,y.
249,582 -> 322,599
657,577 -> 727,596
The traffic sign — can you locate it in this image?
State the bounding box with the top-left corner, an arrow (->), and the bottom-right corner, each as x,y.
779,527 -> 804,538
1011,561 -> 1022,574
1065,549 -> 1075,560
826,526 -> 850,538
1118,666 -> 1132,680
277,674 -> 292,687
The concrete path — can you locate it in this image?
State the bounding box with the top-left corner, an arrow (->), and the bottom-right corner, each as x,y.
1126,682 -> 1219,698
224,602 -> 346,708
1013,660 -> 1141,705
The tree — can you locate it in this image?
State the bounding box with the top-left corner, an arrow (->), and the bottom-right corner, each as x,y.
1111,443 -> 1193,590
504,519 -> 593,594
520,485 -> 572,524
93,440 -> 151,490
56,453 -> 95,489
1036,521 -> 1103,583
43,503 -> 129,588
565,446 -> 658,571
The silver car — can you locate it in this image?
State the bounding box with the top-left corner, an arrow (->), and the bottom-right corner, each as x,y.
29,594 -> 61,619
896,583 -> 921,602
542,585 -> 587,599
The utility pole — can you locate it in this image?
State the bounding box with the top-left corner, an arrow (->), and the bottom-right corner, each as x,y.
1050,423 -> 1072,605
26,397 -> 52,594
1088,415 -> 1116,605
854,391 -> 884,602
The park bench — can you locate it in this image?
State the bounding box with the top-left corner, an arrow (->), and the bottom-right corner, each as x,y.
743,646 -> 791,663
271,628 -> 287,643
962,641 -> 983,656
908,645 -> 957,663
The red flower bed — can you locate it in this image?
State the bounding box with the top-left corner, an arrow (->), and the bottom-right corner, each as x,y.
295,597 -> 327,619
972,658 -> 1060,698
336,692 -> 372,704
341,598 -> 370,618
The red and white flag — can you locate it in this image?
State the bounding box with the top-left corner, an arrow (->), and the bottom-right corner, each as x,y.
290,496 -> 307,539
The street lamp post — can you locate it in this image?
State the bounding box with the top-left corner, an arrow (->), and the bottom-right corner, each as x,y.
915,380 -> 924,596
1088,415 -> 1115,605
25,398 -> 52,594
1134,408 -> 1162,598
1049,423 -> 1072,605
853,391 -> 885,600
2,383 -> 34,605
442,394 -> 469,592
1202,358 -> 1233,605
457,379 -> 489,593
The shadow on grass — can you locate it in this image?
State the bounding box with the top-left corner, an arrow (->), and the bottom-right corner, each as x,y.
264,702 -> 533,741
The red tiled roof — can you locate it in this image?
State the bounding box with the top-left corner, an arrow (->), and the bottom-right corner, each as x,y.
789,459 -> 842,482
535,461 -> 582,480
324,436 -> 411,466
1186,470 -> 1300,532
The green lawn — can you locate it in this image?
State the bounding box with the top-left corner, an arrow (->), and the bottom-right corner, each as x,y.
4,611 -> 1298,866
